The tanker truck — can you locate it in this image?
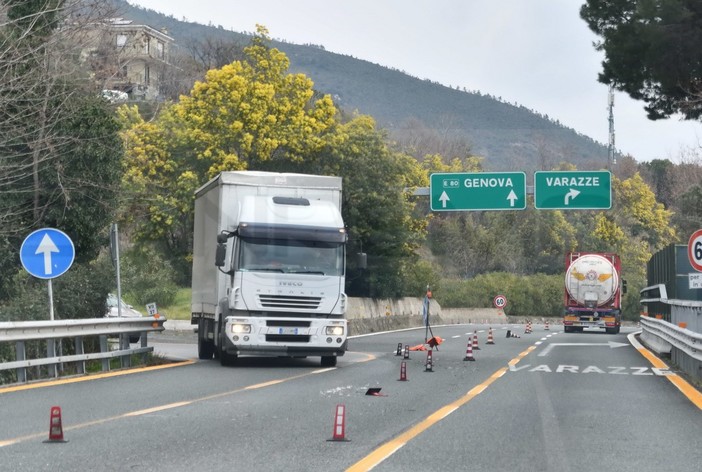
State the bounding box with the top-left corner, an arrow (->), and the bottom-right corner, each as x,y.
191,171 -> 349,366
563,252 -> 625,334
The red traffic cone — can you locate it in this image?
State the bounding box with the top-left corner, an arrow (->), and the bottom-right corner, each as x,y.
425,350 -> 434,372
472,331 -> 480,350
487,327 -> 495,345
463,342 -> 475,361
398,361 -> 408,381
44,406 -> 67,443
328,404 -> 350,442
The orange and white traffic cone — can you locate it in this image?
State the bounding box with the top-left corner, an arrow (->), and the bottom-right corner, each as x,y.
328,404 -> 350,442
487,327 -> 495,345
399,360 -> 408,381
44,406 -> 67,443
525,321 -> 532,334
463,342 -> 475,361
472,331 -> 480,350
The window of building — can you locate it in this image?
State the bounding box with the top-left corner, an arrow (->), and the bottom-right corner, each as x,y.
144,66 -> 150,85
116,34 -> 127,47
157,41 -> 164,59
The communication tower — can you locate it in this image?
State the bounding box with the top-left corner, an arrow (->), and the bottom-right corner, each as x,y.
608,86 -> 616,167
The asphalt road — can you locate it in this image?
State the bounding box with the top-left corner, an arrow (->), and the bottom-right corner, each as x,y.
1,323 -> 700,472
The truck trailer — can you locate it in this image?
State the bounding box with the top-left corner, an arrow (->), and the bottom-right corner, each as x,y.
563,252 -> 624,334
191,171 -> 348,366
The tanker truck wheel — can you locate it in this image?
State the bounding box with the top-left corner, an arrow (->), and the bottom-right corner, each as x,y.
321,356 -> 337,367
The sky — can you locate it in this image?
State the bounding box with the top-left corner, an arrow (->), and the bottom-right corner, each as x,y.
128,0 -> 702,163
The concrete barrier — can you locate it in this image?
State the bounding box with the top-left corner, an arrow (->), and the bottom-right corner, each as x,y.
346,297 -> 507,335
164,297 -> 532,334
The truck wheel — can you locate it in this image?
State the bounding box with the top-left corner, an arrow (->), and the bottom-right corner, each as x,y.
564,326 -> 573,333
321,356 -> 337,367
198,338 -> 214,360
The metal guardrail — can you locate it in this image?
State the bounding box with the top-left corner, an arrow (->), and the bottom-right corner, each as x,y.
0,317 -> 166,385
640,316 -> 702,362
639,285 -> 702,382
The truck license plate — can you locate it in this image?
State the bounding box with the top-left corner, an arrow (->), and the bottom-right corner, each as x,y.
277,327 -> 299,335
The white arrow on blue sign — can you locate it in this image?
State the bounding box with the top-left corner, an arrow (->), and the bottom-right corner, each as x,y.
20,228 -> 75,279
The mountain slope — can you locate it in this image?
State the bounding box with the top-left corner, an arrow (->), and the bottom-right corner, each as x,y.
116,0 -> 611,171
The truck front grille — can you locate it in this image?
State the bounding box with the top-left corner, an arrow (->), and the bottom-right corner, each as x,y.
258,295 -> 321,310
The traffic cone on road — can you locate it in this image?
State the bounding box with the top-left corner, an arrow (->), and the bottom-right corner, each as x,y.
425,350 -> 434,372
395,343 -> 403,356
472,331 -> 480,350
328,404 -> 350,442
463,342 -> 475,361
44,406 -> 67,443
487,327 -> 495,345
398,361 -> 408,381
544,320 -> 550,330
525,321 -> 532,334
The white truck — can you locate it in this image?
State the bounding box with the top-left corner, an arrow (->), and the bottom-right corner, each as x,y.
191,171 -> 349,366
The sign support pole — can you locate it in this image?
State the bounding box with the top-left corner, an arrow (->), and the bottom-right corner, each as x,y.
111,223 -> 122,317
48,279 -> 54,321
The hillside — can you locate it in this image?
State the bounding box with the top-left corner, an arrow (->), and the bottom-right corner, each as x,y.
116,0 -> 611,172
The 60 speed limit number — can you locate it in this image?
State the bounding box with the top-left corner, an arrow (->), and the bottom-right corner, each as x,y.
493,295 -> 507,309
689,229 -> 702,272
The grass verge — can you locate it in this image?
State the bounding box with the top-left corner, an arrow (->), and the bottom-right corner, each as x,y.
158,287 -> 191,320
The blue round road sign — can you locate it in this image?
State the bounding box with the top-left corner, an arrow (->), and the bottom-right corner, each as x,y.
20,228 -> 75,279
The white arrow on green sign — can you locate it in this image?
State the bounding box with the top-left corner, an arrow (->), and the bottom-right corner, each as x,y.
534,171 -> 611,210
430,172 -> 526,211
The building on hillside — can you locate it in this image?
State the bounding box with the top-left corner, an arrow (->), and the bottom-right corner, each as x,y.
84,18 -> 174,101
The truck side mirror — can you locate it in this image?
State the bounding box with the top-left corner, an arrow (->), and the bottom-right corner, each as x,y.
215,242 -> 226,267
356,252 -> 367,270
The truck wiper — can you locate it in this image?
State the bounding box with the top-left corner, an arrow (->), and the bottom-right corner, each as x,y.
290,270 -> 325,275
247,267 -> 285,273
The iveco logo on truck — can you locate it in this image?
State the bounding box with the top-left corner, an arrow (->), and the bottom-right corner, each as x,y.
279,282 -> 303,287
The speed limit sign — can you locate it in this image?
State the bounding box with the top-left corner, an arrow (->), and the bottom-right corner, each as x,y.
493,295 -> 507,309
688,229 -> 702,272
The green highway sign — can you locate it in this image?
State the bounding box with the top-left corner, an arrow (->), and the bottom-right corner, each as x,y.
430,172 -> 526,211
534,171 -> 611,209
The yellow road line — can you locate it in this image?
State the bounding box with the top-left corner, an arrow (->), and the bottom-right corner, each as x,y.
633,339 -> 702,410
347,360 -> 519,472
0,360 -> 196,395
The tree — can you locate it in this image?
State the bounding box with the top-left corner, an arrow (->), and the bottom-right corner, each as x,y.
120,26 -> 339,283
0,1 -> 123,318
274,115 -> 428,297
581,0 -> 702,120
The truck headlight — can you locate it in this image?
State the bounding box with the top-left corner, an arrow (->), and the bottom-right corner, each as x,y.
326,326 -> 344,336
231,323 -> 251,334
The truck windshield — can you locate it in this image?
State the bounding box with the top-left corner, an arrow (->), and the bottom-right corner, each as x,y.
239,238 -> 344,276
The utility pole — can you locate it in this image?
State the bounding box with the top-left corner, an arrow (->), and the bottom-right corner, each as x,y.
608,86 -> 616,168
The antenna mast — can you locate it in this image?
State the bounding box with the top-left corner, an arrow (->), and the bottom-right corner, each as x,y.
607,86 -> 616,168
